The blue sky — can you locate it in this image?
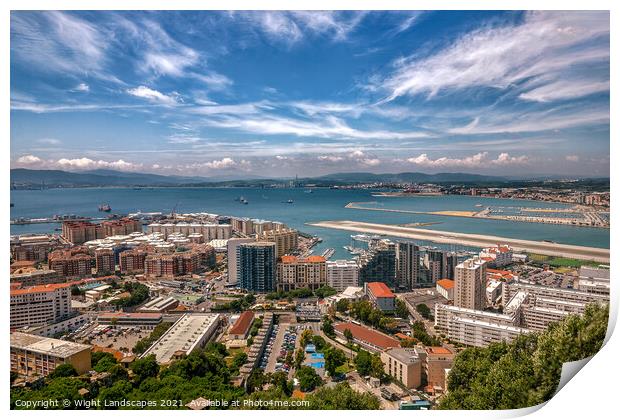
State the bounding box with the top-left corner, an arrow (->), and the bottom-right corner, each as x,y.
10,10 -> 610,178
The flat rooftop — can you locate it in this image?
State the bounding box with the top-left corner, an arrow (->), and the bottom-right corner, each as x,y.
142,313 -> 220,363
11,332 -> 91,358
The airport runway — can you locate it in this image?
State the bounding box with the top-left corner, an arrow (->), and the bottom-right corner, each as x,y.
307,220 -> 610,263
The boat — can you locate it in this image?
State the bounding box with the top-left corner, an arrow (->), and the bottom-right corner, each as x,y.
304,189 -> 313,193
287,199 -> 294,204
10,203 -> 14,207
475,204 -> 483,207
98,204 -> 111,212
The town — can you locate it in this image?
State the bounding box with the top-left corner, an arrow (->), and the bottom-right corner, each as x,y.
10,208 -> 610,409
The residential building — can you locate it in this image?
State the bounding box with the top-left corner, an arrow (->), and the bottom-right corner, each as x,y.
277,255 -> 327,292
416,346 -> 455,390
479,245 -> 513,267
95,247 -> 116,274
227,237 -> 256,285
119,248 -> 147,273
396,241 -> 420,291
99,218 -> 142,237
10,283 -> 73,329
454,257 -> 487,310
326,260 -> 359,292
365,282 -> 396,312
11,332 -> 92,378
424,249 -> 448,284
358,244 -> 397,289
257,228 -> 298,259
10,269 -> 59,286
61,221 -> 103,245
577,266 -> 610,296
381,347 -> 422,389
48,248 -> 93,278
237,242 -> 277,293
10,234 -> 59,262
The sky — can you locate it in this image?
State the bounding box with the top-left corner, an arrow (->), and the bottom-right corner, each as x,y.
10,10 -> 610,178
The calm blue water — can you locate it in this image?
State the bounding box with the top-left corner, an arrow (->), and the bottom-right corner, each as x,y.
10,188 -> 609,259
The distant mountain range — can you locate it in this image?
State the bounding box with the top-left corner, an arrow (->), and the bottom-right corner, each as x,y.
9,168 -> 608,189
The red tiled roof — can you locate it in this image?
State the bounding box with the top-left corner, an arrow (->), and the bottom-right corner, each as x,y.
427,346 -> 452,355
436,279 -> 455,290
335,322 -> 400,350
229,310 -> 254,336
10,282 -> 73,296
366,282 -> 395,298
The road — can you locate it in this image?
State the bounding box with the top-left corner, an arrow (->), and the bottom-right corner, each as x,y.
307,220 -> 610,263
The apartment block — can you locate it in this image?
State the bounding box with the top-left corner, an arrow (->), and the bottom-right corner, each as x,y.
48,248 -> 93,278
257,229 -> 298,259
95,247 -> 116,274
381,347 -> 422,389
10,283 -> 73,329
326,259 -> 359,292
11,332 -> 92,378
454,257 -> 487,310
277,255 -> 326,292
119,248 -> 147,273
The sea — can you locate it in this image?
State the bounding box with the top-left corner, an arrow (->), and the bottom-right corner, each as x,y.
10,187 -> 610,260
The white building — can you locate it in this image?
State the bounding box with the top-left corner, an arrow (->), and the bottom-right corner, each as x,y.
479,245 -> 513,267
141,313 -> 221,363
577,266 -> 610,296
11,283 -> 72,329
327,260 -> 359,291
226,237 -> 256,285
454,257 -> 487,310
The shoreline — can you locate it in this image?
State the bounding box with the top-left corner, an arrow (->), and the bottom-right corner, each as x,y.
345,202 -> 609,229
306,220 -> 610,263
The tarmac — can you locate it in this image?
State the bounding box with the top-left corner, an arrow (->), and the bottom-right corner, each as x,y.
307,220 -> 610,263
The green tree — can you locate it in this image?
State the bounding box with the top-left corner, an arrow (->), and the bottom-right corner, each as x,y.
438,304 -> 609,410
306,382 -> 380,409
130,355 -> 159,383
295,366 -> 322,392
49,363 -> 77,379
232,352 -> 248,368
335,298 -> 350,313
324,347 -> 347,377
354,349 -> 373,376
321,317 -> 335,338
343,328 -> 354,345
395,299 -> 410,319
300,329 -> 313,348
416,303 -> 432,320
93,352 -> 118,373
294,348 -> 305,370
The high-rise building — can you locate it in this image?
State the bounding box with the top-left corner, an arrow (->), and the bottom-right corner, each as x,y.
10,234 -> 59,262
257,229 -> 298,259
396,241 -> 420,291
445,252 -> 459,280
237,242 -> 276,293
10,283 -> 72,329
61,221 -> 104,244
99,218 -> 142,237
326,260 -> 359,291
454,257 -> 487,310
48,248 -> 93,278
227,237 -> 256,285
424,249 -> 447,285
95,248 -> 116,274
119,248 -> 147,273
277,255 -> 326,292
359,243 -> 397,289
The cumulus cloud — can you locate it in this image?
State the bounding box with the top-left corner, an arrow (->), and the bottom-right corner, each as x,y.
16,155 -> 43,164
13,155 -> 143,171
406,152 -> 528,168
565,155 -> 580,162
126,86 -> 179,105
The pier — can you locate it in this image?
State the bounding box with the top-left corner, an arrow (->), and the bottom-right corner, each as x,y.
307,220 -> 610,263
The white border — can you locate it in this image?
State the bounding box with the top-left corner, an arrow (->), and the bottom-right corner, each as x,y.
2,1 -> 616,419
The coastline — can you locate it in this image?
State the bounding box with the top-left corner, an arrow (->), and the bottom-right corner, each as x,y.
307,220 -> 610,263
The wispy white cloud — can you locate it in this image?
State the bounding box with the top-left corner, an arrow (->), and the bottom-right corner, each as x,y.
377,11 -> 609,102
13,154 -> 144,171
244,11 -> 365,46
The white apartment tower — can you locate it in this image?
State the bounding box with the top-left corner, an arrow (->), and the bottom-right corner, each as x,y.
454,257 -> 487,310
